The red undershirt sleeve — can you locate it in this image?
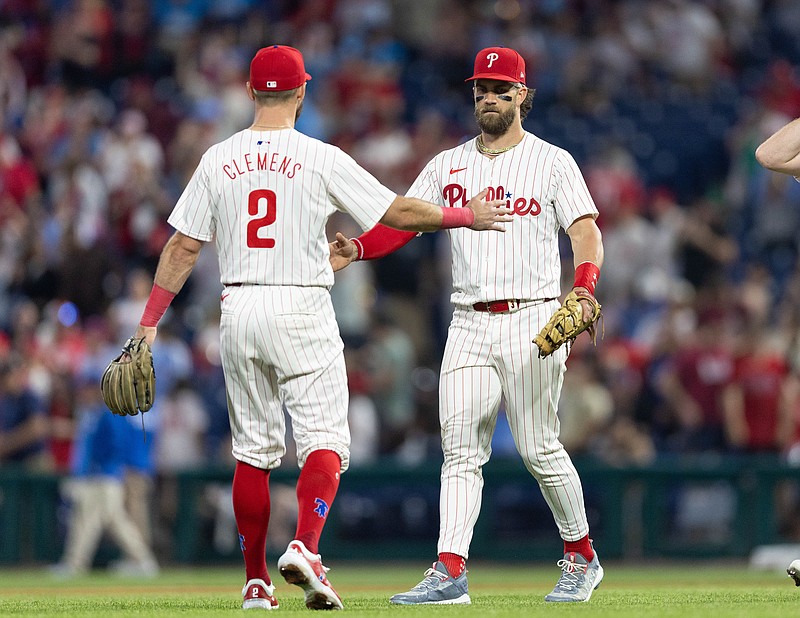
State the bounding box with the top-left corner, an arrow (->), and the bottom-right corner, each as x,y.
354,223 -> 417,260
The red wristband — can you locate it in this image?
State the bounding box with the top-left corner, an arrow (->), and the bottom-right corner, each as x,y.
440,206 -> 475,229
351,237 -> 364,261
140,283 -> 176,327
573,261 -> 600,295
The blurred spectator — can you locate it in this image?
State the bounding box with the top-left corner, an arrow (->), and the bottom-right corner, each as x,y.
329,211 -> 376,348
362,308 -> 416,455
0,134 -> 40,215
584,145 -> 649,313
722,326 -> 797,454
344,355 -> 380,467
47,370 -> 75,473
51,376 -> 158,577
745,170 -> 800,295
592,416 -> 656,467
677,197 -> 738,291
49,0 -> 115,91
0,32 -> 27,130
558,353 -> 614,456
0,353 -> 49,469
153,378 -> 209,553
655,306 -> 736,453
108,268 -> 155,342
122,412 -> 158,548
155,379 -> 209,472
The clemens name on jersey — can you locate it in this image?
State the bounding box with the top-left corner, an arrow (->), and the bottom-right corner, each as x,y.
222,148 -> 302,181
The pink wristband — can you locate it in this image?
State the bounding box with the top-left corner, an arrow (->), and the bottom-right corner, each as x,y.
440,207 -> 475,229
573,261 -> 600,295
140,284 -> 176,327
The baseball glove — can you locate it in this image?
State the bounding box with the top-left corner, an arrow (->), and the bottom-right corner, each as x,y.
100,337 -> 155,416
533,289 -> 602,358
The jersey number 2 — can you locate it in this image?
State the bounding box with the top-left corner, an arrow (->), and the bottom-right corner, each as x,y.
247,189 -> 276,248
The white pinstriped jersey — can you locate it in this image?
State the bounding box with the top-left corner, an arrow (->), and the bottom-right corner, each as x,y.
168,128 -> 396,287
406,132 -> 598,306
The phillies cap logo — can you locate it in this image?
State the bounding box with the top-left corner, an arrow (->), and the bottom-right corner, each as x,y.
467,46 -> 527,86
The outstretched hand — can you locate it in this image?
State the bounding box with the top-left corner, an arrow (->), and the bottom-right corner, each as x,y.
329,232 -> 357,272
466,189 -> 514,231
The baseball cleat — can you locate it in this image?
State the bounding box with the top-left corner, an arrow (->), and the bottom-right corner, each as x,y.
545,548 -> 604,602
389,561 -> 471,605
242,578 -> 279,610
788,560 -> 800,586
278,540 -> 343,610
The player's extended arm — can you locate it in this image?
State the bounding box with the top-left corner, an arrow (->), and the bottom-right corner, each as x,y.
328,226 -> 415,272
133,231 -> 204,346
755,116 -> 800,175
381,189 -> 512,233
566,215 -> 604,322
329,189 -> 513,271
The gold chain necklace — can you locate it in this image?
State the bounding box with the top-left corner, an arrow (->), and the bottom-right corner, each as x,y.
476,135 -> 518,155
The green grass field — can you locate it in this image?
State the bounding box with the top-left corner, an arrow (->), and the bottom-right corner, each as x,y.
0,562 -> 796,616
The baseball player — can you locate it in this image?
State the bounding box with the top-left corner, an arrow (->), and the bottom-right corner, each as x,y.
756,116 -> 800,587
331,46 -> 605,603
124,45 -> 511,611
756,115 -> 800,177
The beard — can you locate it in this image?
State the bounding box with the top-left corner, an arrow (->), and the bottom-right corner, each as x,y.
475,105 -> 516,136
295,99 -> 304,123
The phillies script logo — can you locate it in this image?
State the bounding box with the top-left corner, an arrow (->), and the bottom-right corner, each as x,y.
442,184 -> 541,216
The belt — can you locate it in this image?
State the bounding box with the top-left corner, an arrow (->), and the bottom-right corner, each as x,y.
471,298 -> 555,313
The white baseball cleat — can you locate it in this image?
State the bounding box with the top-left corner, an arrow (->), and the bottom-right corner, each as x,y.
278,540 -> 343,610
788,560 -> 800,586
242,578 -> 279,610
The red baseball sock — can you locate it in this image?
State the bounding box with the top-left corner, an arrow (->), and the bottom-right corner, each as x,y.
232,460 -> 271,584
294,449 -> 341,554
564,535 -> 594,562
438,552 -> 466,578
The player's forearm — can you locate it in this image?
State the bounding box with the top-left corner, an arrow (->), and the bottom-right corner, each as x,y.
153,232 -> 203,292
570,222 -> 603,270
380,196 -> 443,232
568,218 -> 603,293
139,231 -> 203,328
380,196 -> 473,232
756,117 -> 800,174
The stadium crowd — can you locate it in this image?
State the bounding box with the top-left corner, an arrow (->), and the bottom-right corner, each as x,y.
3,0 -> 800,557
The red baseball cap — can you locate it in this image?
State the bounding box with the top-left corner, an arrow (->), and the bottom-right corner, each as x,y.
249,45 -> 312,92
466,46 -> 526,85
